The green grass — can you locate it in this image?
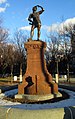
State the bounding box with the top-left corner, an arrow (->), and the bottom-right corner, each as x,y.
0,77 -> 13,82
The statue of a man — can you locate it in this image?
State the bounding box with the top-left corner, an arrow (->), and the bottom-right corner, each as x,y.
28,5 -> 44,40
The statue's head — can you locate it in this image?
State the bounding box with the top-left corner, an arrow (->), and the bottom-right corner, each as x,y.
32,6 -> 37,12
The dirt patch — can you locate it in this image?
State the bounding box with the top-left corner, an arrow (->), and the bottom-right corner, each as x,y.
0,81 -> 19,86
3,90 -> 69,104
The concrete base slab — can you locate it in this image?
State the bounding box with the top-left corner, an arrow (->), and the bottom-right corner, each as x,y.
15,92 -> 62,102
0,106 -> 65,119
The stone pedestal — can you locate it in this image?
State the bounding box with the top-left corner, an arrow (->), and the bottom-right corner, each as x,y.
18,40 -> 58,96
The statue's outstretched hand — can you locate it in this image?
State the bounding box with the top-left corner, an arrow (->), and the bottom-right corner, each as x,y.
37,5 -> 41,7
36,5 -> 44,11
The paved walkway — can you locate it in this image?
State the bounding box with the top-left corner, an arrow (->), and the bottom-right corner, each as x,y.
0,106 -> 75,119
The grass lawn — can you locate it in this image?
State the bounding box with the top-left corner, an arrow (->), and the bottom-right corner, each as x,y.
0,77 -> 13,82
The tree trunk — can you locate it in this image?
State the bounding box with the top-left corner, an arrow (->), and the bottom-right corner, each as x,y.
20,63 -> 22,82
11,64 -> 13,83
56,61 -> 59,74
67,63 -> 70,82
56,61 -> 59,83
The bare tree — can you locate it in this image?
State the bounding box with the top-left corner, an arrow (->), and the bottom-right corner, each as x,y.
46,22 -> 75,81
0,18 -> 9,43
2,44 -> 16,77
0,18 -> 9,76
46,31 -> 63,78
13,30 -> 27,78
58,23 -> 75,81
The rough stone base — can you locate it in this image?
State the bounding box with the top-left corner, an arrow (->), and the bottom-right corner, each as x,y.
15,92 -> 62,102
18,41 -> 58,95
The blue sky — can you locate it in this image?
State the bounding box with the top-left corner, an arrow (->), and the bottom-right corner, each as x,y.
0,0 -> 75,40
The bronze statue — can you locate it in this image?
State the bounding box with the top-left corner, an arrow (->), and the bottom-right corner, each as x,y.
28,5 -> 44,40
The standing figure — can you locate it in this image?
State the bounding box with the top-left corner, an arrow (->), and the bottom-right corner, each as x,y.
28,5 -> 44,40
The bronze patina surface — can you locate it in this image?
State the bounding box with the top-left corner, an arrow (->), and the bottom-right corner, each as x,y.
28,5 -> 44,40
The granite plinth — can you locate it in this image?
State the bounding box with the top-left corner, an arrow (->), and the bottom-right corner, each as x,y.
18,40 -> 58,96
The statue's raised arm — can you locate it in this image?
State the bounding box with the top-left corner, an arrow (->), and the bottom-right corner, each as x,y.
36,5 -> 44,14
